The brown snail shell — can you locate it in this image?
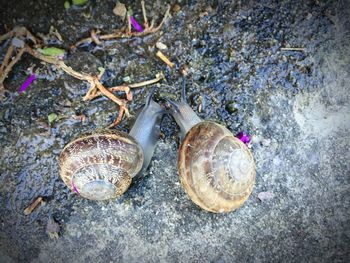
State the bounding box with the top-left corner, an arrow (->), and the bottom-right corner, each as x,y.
59,130 -> 143,201
178,121 -> 256,213
59,90 -> 163,201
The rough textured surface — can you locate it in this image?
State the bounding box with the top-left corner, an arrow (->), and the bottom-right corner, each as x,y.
0,0 -> 349,262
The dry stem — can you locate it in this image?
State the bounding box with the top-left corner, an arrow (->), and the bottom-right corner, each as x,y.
0,47 -> 25,85
281,47 -> 306,51
0,45 -> 14,76
24,197 -> 43,215
141,1 -> 149,28
156,51 -> 174,68
129,72 -> 164,88
72,4 -> 170,48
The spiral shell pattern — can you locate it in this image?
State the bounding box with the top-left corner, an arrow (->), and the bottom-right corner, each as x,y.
59,130 -> 143,200
178,122 -> 256,212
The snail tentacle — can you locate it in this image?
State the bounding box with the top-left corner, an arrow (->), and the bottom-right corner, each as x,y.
128,89 -> 163,171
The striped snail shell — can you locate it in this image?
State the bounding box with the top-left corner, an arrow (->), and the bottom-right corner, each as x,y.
59,130 -> 143,200
168,80 -> 256,212
59,90 -> 163,200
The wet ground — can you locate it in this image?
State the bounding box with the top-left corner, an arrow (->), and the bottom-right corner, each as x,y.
0,0 -> 349,262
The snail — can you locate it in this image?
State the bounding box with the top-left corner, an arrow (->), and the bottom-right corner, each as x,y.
167,80 -> 256,213
59,90 -> 163,201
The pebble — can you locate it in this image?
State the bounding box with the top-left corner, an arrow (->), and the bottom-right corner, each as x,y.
258,191 -> 274,202
226,102 -> 237,114
261,138 -> 271,147
156,42 -> 168,50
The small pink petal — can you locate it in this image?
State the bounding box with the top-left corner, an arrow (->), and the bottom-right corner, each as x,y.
71,180 -> 80,194
236,131 -> 251,144
130,16 -> 143,32
19,74 -> 36,93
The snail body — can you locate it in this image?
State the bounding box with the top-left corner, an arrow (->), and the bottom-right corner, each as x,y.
59,91 -> 162,200
168,81 -> 256,213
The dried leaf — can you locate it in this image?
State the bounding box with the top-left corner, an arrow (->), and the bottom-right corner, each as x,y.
64,1 -> 71,9
72,0 -> 88,6
37,47 -> 65,57
113,2 -> 127,19
48,113 -> 58,124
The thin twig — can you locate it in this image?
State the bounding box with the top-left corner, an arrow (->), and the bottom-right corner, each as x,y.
86,85 -> 132,101
24,197 -> 43,215
0,45 -> 14,76
0,30 -> 14,43
281,47 -> 306,52
127,15 -> 132,34
85,72 -> 164,101
129,72 -> 164,88
0,47 -> 25,84
93,79 -> 127,109
141,1 -> 149,28
153,6 -> 170,32
156,50 -> 174,68
90,29 -> 102,45
71,4 -> 170,48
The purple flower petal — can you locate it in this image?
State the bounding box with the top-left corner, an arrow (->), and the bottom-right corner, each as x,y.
19,74 -> 36,93
71,180 -> 80,194
130,16 -> 143,32
236,131 -> 251,144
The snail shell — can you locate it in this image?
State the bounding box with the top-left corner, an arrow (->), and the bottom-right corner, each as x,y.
59,130 -> 143,201
178,121 -> 256,213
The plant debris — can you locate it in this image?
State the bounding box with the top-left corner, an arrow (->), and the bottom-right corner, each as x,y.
129,16 -> 143,32
48,113 -> 58,124
280,47 -> 306,52
236,131 -> 251,145
113,1 -> 127,20
156,50 -> 174,68
0,25 -> 165,126
71,1 -> 170,48
72,0 -> 88,6
64,1 -> 70,9
23,197 -> 43,215
19,73 -> 36,93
